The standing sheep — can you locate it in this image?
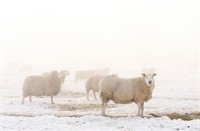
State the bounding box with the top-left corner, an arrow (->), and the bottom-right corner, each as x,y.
75,67 -> 110,81
85,74 -> 118,101
94,67 -> 110,76
75,70 -> 95,81
99,69 -> 157,117
85,75 -> 105,100
21,71 -> 69,104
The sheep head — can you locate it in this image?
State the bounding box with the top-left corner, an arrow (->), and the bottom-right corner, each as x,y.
142,73 -> 156,87
59,70 -> 70,84
142,68 -> 157,87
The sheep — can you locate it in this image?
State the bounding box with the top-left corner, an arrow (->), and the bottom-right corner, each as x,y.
85,74 -> 118,101
99,69 -> 157,117
75,68 -> 110,81
21,70 -> 69,104
75,70 -> 95,81
85,75 -> 105,100
94,67 -> 110,76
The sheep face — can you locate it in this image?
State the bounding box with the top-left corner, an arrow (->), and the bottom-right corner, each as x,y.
142,73 -> 156,87
60,70 -> 70,84
57,73 -> 63,80
60,70 -> 70,77
52,71 -> 62,81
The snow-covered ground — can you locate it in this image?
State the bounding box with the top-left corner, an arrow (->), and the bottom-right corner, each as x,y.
1,68 -> 199,131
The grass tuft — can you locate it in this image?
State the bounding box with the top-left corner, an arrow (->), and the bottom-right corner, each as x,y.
165,112 -> 200,121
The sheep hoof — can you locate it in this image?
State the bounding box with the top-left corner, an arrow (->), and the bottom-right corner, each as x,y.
136,114 -> 144,118
138,114 -> 144,118
102,114 -> 107,117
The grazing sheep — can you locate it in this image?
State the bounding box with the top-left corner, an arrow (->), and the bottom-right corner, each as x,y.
75,70 -> 95,81
21,71 -> 69,104
99,69 -> 157,117
75,67 -> 110,81
94,67 -> 110,76
85,74 -> 118,101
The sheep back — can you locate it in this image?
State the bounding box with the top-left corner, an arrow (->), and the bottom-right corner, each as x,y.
22,75 -> 46,97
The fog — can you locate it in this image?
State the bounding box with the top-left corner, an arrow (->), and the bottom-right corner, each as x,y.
1,0 -> 199,74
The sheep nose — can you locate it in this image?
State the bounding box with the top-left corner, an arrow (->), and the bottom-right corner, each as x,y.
149,81 -> 152,84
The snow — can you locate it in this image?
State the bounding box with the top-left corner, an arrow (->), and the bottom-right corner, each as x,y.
1,115 -> 199,131
1,68 -> 200,131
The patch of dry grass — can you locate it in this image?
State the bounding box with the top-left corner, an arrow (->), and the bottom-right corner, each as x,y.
57,103 -> 116,111
57,91 -> 86,98
149,112 -> 200,121
165,112 -> 200,121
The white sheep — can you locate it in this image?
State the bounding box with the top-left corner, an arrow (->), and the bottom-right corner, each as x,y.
75,68 -> 110,81
85,74 -> 118,101
99,69 -> 157,117
94,67 -> 110,76
75,70 -> 95,81
85,75 -> 105,100
21,70 -> 69,104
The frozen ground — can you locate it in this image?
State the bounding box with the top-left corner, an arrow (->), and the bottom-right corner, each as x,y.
0,68 -> 199,131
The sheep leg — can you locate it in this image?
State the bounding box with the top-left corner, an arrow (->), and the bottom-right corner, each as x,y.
86,90 -> 89,101
137,103 -> 142,116
137,107 -> 140,116
102,103 -> 106,116
137,102 -> 144,117
50,95 -> 54,104
29,96 -> 32,102
93,90 -> 97,100
21,97 -> 25,104
102,102 -> 108,116
141,103 -> 144,117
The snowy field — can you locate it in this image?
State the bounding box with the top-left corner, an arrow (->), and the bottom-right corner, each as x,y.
1,68 -> 199,131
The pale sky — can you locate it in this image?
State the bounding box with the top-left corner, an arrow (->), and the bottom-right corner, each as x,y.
1,0 -> 199,71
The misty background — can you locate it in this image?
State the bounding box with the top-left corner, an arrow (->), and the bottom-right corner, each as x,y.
1,0 -> 199,76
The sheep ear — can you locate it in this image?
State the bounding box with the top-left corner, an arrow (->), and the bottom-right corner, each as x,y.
142,74 -> 146,77
153,73 -> 157,76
